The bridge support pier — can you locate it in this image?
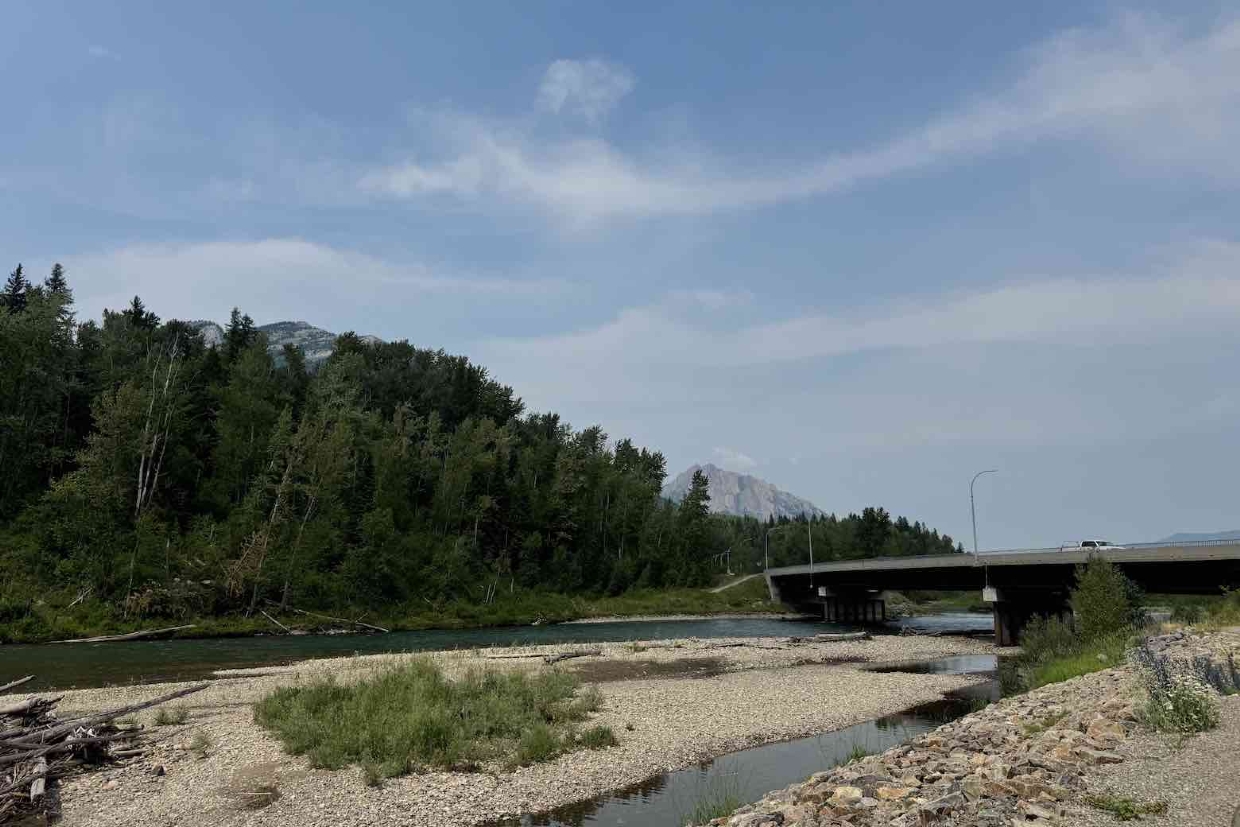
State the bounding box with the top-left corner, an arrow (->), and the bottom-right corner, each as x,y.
823,593 -> 886,624
990,590 -> 1070,646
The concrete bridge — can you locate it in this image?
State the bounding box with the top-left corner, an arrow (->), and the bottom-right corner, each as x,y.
764,540 -> 1240,644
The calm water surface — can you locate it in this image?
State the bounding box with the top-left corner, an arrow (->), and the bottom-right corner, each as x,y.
0,612 -> 993,692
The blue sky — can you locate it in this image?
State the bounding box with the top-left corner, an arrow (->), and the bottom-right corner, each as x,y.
4,2 -> 1240,548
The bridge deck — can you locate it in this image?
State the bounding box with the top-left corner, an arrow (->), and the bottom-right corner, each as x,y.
765,540 -> 1240,578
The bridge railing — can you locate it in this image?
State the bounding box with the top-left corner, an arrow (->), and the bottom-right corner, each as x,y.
977,538 -> 1240,556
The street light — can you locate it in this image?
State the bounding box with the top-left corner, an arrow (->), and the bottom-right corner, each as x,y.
970,469 -> 999,562
764,520 -> 815,584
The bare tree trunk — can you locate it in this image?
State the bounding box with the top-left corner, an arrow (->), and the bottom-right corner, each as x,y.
280,494 -> 316,611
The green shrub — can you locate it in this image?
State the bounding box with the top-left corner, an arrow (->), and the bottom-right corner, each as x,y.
578,725 -> 618,749
1085,794 -> 1168,821
1071,557 -> 1145,642
516,723 -> 562,765
1169,602 -> 1203,624
1019,615 -> 1079,665
254,660 -> 604,777
1142,675 -> 1221,734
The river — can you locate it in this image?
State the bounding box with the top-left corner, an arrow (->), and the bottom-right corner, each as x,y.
0,613 -> 992,692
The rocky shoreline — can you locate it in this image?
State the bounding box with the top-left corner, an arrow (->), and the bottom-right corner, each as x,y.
706,628 -> 1240,827
53,633 -> 991,827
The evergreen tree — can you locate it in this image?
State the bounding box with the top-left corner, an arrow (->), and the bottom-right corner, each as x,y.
2,264 -> 28,314
122,295 -> 159,330
45,263 -> 68,295
224,307 -> 257,362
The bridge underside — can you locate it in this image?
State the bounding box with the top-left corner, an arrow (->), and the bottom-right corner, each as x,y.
766,548 -> 1240,645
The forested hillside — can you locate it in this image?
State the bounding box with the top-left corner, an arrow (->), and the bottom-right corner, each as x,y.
0,263 -> 961,637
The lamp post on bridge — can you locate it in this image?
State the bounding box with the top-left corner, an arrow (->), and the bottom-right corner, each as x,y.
765,518 -> 815,586
970,469 -> 999,563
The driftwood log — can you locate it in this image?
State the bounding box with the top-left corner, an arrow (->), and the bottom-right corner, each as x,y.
0,679 -> 33,696
50,625 -> 196,644
0,679 -> 208,823
259,610 -> 291,633
543,649 -> 602,664
265,603 -> 389,634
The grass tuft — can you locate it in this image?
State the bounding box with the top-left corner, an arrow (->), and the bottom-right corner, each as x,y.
189,730 -> 212,757
846,743 -> 872,762
686,773 -> 744,825
155,706 -> 189,726
1022,710 -> 1068,737
578,725 -> 618,749
1085,794 -> 1168,821
254,660 -> 605,777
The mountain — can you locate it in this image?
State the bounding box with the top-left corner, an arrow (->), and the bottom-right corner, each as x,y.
189,320 -> 379,365
1158,530 -> 1240,543
663,463 -> 824,521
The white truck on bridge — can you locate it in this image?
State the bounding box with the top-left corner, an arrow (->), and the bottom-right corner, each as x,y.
1058,540 -> 1125,552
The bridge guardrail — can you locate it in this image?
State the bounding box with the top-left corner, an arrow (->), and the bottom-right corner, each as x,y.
977,538 -> 1240,556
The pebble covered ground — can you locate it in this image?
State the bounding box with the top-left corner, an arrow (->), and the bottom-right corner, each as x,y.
705,628 -> 1240,827
52,633 -> 992,827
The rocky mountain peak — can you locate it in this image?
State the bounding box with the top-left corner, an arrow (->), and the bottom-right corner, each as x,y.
662,463 -> 824,521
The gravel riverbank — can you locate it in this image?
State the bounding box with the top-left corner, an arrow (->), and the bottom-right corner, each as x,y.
53,633 -> 992,827
562,611 -> 812,623
704,628 -> 1240,827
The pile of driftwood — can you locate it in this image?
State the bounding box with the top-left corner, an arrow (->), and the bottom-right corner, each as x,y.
0,677 -> 206,823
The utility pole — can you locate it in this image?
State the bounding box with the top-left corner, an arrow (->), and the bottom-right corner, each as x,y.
807,516 -> 815,587
970,469 -> 999,562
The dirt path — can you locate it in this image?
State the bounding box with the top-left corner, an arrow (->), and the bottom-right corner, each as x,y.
709,573 -> 763,593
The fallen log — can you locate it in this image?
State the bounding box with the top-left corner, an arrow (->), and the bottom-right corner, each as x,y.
0,732 -> 136,767
543,649 -> 602,665
0,677 -> 34,695
260,610 -> 291,634
29,757 -> 47,803
1,679 -> 205,823
786,631 -> 871,644
37,683 -> 207,744
0,696 -> 61,717
268,603 -> 389,633
49,624 -> 196,644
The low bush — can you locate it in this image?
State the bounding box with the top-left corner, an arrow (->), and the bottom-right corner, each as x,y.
1085,794 -> 1168,821
1018,615 -> 1079,666
1140,674 -> 1221,734
1010,558 -> 1145,692
578,725 -> 618,749
154,706 -> 189,726
254,660 -> 605,778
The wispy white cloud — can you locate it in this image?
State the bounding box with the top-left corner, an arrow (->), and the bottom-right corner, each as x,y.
475,240 -> 1240,407
537,59 -> 635,123
361,13 -> 1240,223
712,446 -> 758,472
63,238 -> 565,326
87,44 -> 118,60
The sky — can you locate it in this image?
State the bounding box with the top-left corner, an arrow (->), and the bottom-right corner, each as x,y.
3,1 -> 1239,549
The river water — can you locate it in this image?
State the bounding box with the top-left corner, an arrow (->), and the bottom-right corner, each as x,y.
0,612 -> 993,692
488,654 -> 1002,827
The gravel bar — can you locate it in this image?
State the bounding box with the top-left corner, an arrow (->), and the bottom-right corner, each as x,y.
56,633 -> 993,827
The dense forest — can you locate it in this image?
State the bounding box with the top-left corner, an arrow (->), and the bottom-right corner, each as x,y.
0,263 -> 961,631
